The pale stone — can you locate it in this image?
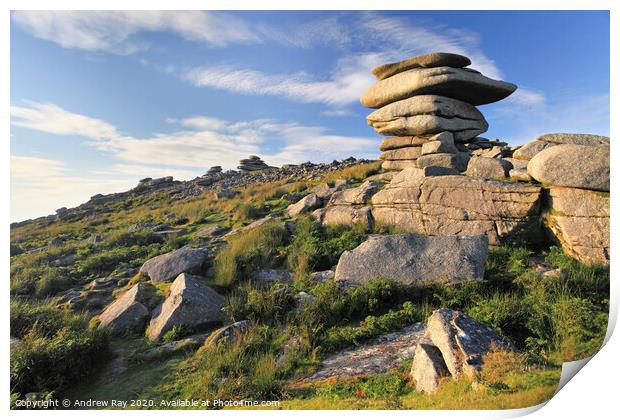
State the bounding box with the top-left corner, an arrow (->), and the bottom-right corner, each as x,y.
372,52 -> 472,80
335,234 -> 488,285
371,174 -> 542,246
527,144 -> 609,191
361,66 -> 517,108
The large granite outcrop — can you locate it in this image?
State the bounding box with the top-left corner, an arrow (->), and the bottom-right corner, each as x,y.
371,168 -> 543,245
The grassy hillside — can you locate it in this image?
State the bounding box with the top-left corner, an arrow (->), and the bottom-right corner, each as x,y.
9,162 -> 609,409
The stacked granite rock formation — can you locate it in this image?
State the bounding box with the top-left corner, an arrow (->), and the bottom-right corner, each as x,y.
361,52 -> 517,171
207,165 -> 222,175
237,155 -> 274,172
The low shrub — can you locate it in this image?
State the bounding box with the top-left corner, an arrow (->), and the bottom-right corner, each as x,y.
321,301 -> 422,353
286,217 -> 369,278
223,282 -> 296,324
213,221 -> 288,287
10,299 -> 86,338
10,266 -> 73,298
155,324 -> 285,401
10,326 -> 109,395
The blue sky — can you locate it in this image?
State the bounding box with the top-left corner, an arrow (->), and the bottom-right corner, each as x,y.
10,10 -> 610,222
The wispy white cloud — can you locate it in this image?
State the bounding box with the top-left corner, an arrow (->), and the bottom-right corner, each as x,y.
11,101 -> 119,139
11,101 -> 378,171
168,116 -> 229,131
183,12 -> 525,108
257,16 -> 352,49
504,87 -> 546,108
184,53 -> 379,107
12,11 -> 260,54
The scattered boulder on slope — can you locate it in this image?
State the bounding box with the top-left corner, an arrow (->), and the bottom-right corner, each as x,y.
204,320 -> 251,347
334,234 -> 488,286
139,247 -> 210,282
410,308 -> 515,393
286,193 -> 322,216
410,338 -> 450,394
148,273 -> 225,341
527,144 -> 609,191
299,323 -> 425,384
96,283 -> 152,334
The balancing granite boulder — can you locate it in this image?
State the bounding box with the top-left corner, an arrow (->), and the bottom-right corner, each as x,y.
334,234 -> 488,286
367,95 -> 488,142
361,66 -> 517,108
372,52 -> 472,80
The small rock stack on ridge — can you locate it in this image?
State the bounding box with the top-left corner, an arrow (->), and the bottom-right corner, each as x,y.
360,52 -> 517,171
237,155 -> 274,172
207,165 -> 222,175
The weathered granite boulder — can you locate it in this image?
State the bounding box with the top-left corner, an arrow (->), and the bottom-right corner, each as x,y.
367,95 -> 488,141
371,169 -> 542,245
424,308 -> 514,379
300,324 -> 425,384
527,144 -> 609,191
334,234 -> 488,286
545,187 -> 610,264
381,160 -> 419,171
416,152 -> 470,172
204,320 -> 251,347
97,283 -> 151,334
311,180 -> 347,200
286,193 -> 322,216
148,273 -> 225,341
196,225 -> 227,238
410,338 -> 450,394
421,132 -> 459,155
139,247 -> 210,282
327,181 -> 380,206
361,66 -> 517,108
513,133 -> 610,160
504,157 -> 529,170
314,206 -> 373,229
465,156 -> 511,180
380,146 -> 422,161
380,135 -> 435,151
410,308 -> 514,393
372,52 -> 472,80
509,168 -> 533,182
